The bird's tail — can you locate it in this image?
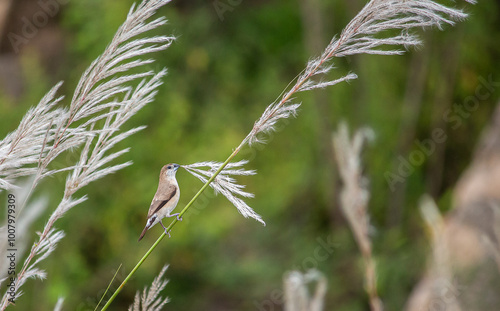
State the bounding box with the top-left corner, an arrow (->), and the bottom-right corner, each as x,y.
138,224 -> 149,241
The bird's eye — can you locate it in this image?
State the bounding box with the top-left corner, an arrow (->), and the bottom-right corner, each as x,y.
167,165 -> 172,169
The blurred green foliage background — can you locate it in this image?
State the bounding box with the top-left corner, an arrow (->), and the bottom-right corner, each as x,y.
1,0 -> 500,310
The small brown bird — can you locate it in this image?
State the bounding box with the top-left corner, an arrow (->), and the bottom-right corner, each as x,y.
138,163 -> 181,241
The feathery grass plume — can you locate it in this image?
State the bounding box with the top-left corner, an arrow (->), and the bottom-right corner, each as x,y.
0,82 -> 69,191
182,160 -> 264,225
129,265 -> 170,311
332,123 -> 381,311
0,229 -> 65,306
0,0 -> 175,193
246,0 -> 472,145
283,269 -> 327,311
100,0 -> 475,308
182,0 -> 472,223
0,0 -> 174,308
0,178 -> 48,282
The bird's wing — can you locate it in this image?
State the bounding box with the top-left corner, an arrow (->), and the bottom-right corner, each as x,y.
147,184 -> 177,218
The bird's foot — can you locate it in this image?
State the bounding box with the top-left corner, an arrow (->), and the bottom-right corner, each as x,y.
159,220 -> 171,238
170,213 -> 183,221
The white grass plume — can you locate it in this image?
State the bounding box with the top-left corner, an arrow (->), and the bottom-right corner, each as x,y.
333,123 -> 374,257
0,0 -> 175,192
246,0 -> 472,146
0,178 -> 48,282
129,265 -> 170,311
0,0 -> 174,308
182,160 -> 265,225
0,83 -> 68,191
0,229 -> 65,306
332,123 -> 381,311
283,269 -> 327,311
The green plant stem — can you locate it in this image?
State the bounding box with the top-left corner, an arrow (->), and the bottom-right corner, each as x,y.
94,264 -> 122,311
100,140 -> 246,311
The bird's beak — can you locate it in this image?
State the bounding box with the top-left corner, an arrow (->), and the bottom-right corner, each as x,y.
174,164 -> 180,171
